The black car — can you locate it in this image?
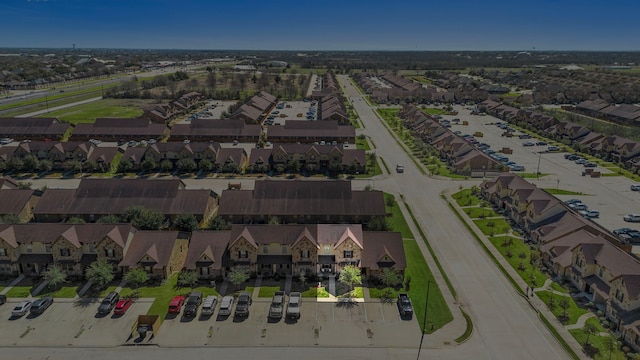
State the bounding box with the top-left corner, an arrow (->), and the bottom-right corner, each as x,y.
183,291 -> 202,318
234,291 -> 252,317
30,296 -> 53,315
98,291 -> 120,314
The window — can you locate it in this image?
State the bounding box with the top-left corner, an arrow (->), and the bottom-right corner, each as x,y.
144,266 -> 152,273
60,248 -> 71,257
263,245 -> 269,254
0,248 -> 6,256
44,244 -> 51,253
281,245 -> 287,254
324,245 -> 330,255
26,244 -> 32,253
239,250 -> 248,259
88,244 -> 96,254
300,250 -> 310,259
344,250 -> 354,259
200,267 -> 209,275
105,248 -> 115,258
599,267 -> 605,277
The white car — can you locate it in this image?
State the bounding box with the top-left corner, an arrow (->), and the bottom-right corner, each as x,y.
624,214 -> 640,223
12,301 -> 32,317
631,184 -> 640,191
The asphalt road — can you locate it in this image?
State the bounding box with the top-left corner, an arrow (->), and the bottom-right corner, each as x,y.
340,75 -> 568,360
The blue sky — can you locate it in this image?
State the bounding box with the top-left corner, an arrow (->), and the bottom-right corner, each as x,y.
1,0 -> 638,50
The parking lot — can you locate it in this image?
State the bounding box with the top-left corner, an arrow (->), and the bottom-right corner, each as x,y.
440,105 -> 640,240
155,298 -> 420,347
0,298 -> 153,347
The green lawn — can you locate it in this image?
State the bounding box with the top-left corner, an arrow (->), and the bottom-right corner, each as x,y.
38,285 -> 79,298
489,236 -> 548,287
536,291 -> 588,325
258,286 -> 281,298
385,193 -> 413,239
355,136 -> 371,150
191,285 -> 220,297
369,287 -> 399,299
5,286 -> 32,298
403,240 -> 453,333
351,287 -> 364,298
473,218 -> 512,236
38,99 -> 145,124
301,286 -> 331,298
423,108 -> 450,115
452,189 -> 482,207
464,207 -> 497,219
549,282 -> 567,293
543,188 -> 585,195
569,322 -> 626,360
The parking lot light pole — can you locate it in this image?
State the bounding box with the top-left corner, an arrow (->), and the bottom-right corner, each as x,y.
417,280 -> 430,360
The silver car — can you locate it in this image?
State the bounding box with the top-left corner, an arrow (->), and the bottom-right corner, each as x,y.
12,300 -> 32,317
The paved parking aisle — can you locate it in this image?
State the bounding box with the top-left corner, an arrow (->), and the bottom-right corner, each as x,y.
0,298 -> 152,347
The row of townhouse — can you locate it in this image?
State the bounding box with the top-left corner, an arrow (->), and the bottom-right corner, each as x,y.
574,99 -> 640,125
400,104 -> 503,176
0,140 -> 119,171
309,72 -> 350,125
479,100 -> 640,172
230,91 -> 278,124
143,92 -> 204,124
0,222 -> 406,283
482,173 -> 640,352
0,117 -> 356,148
248,143 -> 366,174
352,72 -> 456,105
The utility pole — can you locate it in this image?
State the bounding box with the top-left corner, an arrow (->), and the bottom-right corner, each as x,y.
45,94 -> 49,113
417,280 -> 431,360
536,153 -> 541,179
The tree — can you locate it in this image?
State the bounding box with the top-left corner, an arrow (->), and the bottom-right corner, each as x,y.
338,265 -> 362,297
66,216 -> 86,224
122,205 -> 145,223
228,266 -> 250,287
124,267 -> 149,289
173,213 -> 199,231
0,214 -> 21,224
206,71 -> 217,90
85,258 -> 115,289
141,158 -> 157,172
198,159 -> 213,172
176,158 -> 197,173
118,159 -> 133,173
132,208 -> 165,230
366,216 -> 389,231
160,159 -> 173,172
63,160 -> 82,173
177,270 -> 199,289
604,336 -> 617,360
379,268 -> 403,288
207,216 -> 231,230
43,265 -> 67,289
583,322 -> 598,346
558,298 -> 570,320
22,155 -> 39,171
97,214 -> 121,224
38,159 -> 53,173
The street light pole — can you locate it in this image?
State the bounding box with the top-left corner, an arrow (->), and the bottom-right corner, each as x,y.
417,280 -> 431,360
45,94 -> 49,113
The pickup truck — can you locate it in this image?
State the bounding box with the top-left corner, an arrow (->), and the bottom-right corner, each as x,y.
286,291 -> 301,320
268,291 -> 285,319
397,293 -> 413,318
234,291 -> 252,318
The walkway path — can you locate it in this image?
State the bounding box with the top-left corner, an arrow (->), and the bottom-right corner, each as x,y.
0,274 -> 24,296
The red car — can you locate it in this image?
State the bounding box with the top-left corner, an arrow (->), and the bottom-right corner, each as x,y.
114,298 -> 133,315
168,295 -> 185,314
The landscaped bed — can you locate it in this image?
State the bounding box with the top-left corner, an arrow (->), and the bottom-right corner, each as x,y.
535,290 -> 588,325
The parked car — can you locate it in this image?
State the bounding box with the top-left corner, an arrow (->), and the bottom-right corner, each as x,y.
0,294 -> 6,305
519,134 -> 532,139
201,296 -> 218,316
624,214 -> 640,222
12,301 -> 32,317
30,296 -> 53,315
234,291 -> 252,318
569,202 -> 588,211
579,210 -> 600,219
0,138 -> 14,145
168,295 -> 185,314
535,141 -> 547,146
583,162 -> 597,168
631,184 -> 640,191
286,292 -> 301,320
522,141 -> 534,147
509,165 -> 525,171
113,298 -> 133,315
218,295 -> 234,316
565,199 -> 582,205
565,154 -> 579,161
575,158 -> 588,165
268,291 -> 285,319
547,146 -> 560,152
397,293 -> 413,318
396,164 -> 404,173
98,291 -> 120,315
183,292 -> 202,318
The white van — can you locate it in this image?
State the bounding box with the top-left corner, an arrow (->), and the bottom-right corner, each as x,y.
218,296 -> 234,316
201,295 -> 218,316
